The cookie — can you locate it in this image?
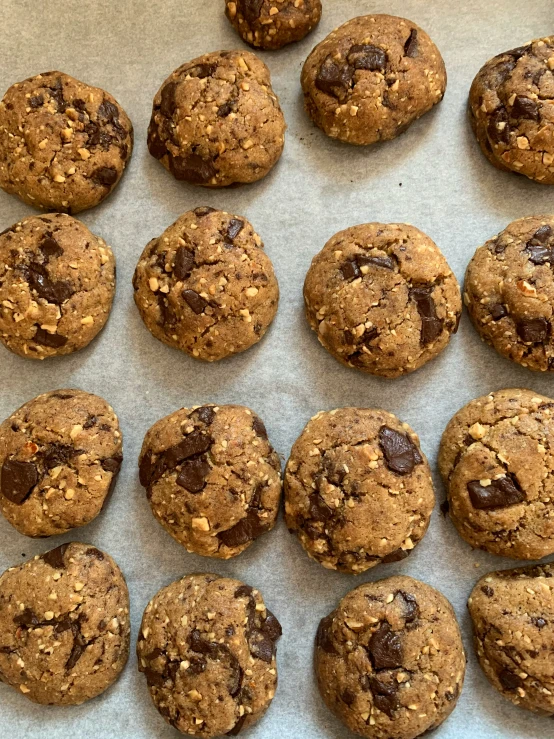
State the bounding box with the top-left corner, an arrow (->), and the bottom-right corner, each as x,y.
469,38 -> 554,184
0,389 -> 122,538
0,71 -> 133,213
301,14 -> 446,145
225,0 -> 322,50
303,223 -> 461,377
468,563 -> 554,715
147,51 -> 285,187
137,573 -> 281,737
133,207 -> 279,361
285,408 -> 434,574
315,576 -> 466,739
139,404 -> 281,559
0,213 -> 116,360
439,388 -> 554,560
0,542 -> 129,705
465,216 -> 554,372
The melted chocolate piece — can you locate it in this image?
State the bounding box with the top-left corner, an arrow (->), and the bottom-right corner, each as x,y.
410,285 -> 443,345
42,543 -> 70,569
182,289 -> 208,314
517,317 -> 550,343
404,29 -> 419,58
174,246 -> 195,280
33,328 -> 68,348
467,475 -> 525,509
169,153 -> 217,184
226,219 -> 244,243
511,95 -> 539,121
176,457 -> 211,493
367,622 -> 403,671
0,459 -> 38,504
379,426 -> 422,475
315,56 -> 353,98
252,416 -> 268,439
315,613 -> 337,654
347,44 -> 387,72
367,675 -> 400,717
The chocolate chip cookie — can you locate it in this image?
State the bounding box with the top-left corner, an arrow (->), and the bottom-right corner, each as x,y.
0,213 -> 116,360
304,223 -> 461,377
225,0 -> 322,50
285,408 -> 435,574
469,37 -> 554,184
139,404 -> 281,559
465,216 -> 554,372
137,573 -> 281,737
0,389 -> 122,538
133,207 -> 279,361
439,388 -> 554,560
0,71 -> 133,213
315,576 -> 466,739
301,14 -> 446,145
0,542 -> 129,705
147,51 -> 285,187
468,563 -> 554,715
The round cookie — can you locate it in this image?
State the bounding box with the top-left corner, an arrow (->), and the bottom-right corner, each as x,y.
468,563 -> 554,715
465,216 -> 554,372
137,573 -> 281,737
301,14 -> 446,145
133,207 -> 279,361
147,51 -> 285,187
0,542 -> 130,705
439,388 -> 554,560
315,576 -> 466,739
0,71 -> 133,213
304,223 -> 461,378
0,389 -> 122,538
139,404 -> 281,559
225,0 -> 322,50
0,213 -> 116,359
469,37 -> 554,184
284,408 -> 435,574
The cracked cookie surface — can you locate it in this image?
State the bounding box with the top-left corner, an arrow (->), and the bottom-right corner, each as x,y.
0,71 -> 133,213
465,216 -> 554,372
0,389 -> 122,538
469,37 -> 554,184
139,404 -> 281,559
301,14 -> 446,145
468,563 -> 554,715
225,0 -> 321,50
303,223 -> 461,378
147,51 -> 285,187
133,207 -> 279,361
284,408 -> 435,574
0,542 -> 129,705
439,388 -> 554,559
0,213 -> 116,359
315,575 -> 466,739
137,573 -> 281,737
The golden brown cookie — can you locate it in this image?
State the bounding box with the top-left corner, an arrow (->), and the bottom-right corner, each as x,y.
0,389 -> 122,538
225,0 -> 322,50
0,542 -> 130,705
137,573 -> 281,737
0,71 -> 133,213
147,51 -> 285,187
0,213 -> 116,359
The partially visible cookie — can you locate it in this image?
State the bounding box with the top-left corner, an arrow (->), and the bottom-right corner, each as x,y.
133,208 -> 279,361
285,408 -> 434,573
439,388 -> 554,560
315,576 -> 466,739
148,51 -> 285,187
469,38 -> 554,184
139,404 -> 281,558
0,71 -> 133,213
0,389 -> 122,538
468,563 -> 554,715
137,573 -> 281,737
301,14 -> 446,145
304,223 -> 461,377
0,213 -> 116,359
465,216 -> 554,372
0,542 -> 130,705
225,0 -> 322,50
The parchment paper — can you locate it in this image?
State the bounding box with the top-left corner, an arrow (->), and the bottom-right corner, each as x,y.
1,1 -> 553,737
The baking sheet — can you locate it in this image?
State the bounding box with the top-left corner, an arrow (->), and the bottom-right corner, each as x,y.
0,0 -> 553,737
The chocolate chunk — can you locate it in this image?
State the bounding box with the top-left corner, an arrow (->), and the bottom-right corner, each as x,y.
217,99 -> 237,118
86,547 -> 104,560
529,225 -> 553,244
235,584 -> 254,599
1,459 -> 38,504
315,56 -> 353,98
42,543 -> 69,569
347,44 -> 387,72
489,303 -> 507,320
367,622 -> 403,670
147,126 -> 167,159
379,426 -> 422,476
66,627 -> 86,670
182,289 -> 208,314
91,167 -> 118,186
308,492 -> 334,522
341,259 -> 360,280
262,611 -> 282,641
316,613 -> 337,654
511,95 -> 539,121
188,63 -> 215,79
357,255 -> 395,271
481,585 -> 494,597
54,614 -> 74,633
40,235 -> 63,261
29,94 -> 44,108
467,475 -> 525,509
367,676 -> 400,717
226,219 -> 244,243
194,207 -> 216,218
43,443 -> 77,469
160,81 -> 178,117
168,432 -> 212,466
101,455 -> 123,475
97,100 -> 120,125
382,548 -> 409,563
33,328 -> 68,348
218,509 -> 267,548
252,416 -> 268,439
173,246 -> 195,280
176,458 -> 211,493
532,617 -> 547,629
498,669 -> 524,691
396,591 -> 419,623
14,608 -> 40,628
28,263 -> 73,304
517,317 -> 550,343
243,0 -> 264,22
248,629 -> 274,663
139,453 -> 155,488
404,29 -> 419,58
410,285 -> 443,345
143,666 -> 165,687
169,153 -> 217,184
191,406 -> 216,425
83,414 -> 97,430
487,107 -> 510,144
526,244 -> 552,265
341,688 -> 356,706
228,656 -> 243,698
48,77 -> 66,112
189,629 -> 220,658
227,715 -> 247,737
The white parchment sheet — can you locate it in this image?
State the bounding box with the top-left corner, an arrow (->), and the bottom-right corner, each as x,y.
0,1 -> 553,737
